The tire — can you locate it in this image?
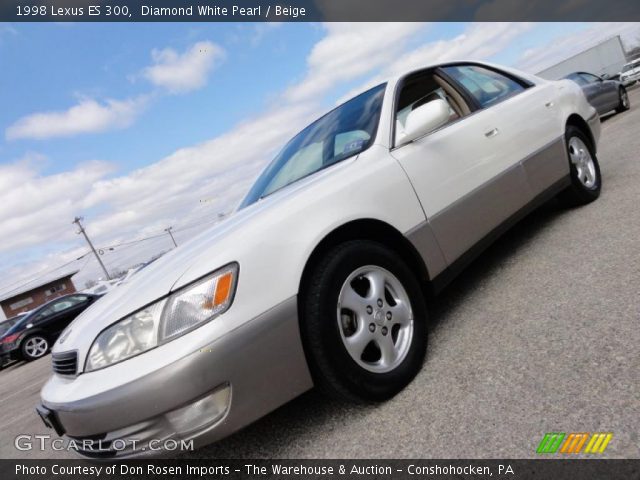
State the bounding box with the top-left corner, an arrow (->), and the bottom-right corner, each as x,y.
558,125 -> 601,207
21,335 -> 49,361
300,240 -> 428,403
616,87 -> 630,113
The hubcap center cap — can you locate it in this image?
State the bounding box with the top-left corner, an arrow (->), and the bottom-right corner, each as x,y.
373,309 -> 385,326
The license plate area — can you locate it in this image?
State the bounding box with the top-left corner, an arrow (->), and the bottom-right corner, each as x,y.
36,405 -> 65,436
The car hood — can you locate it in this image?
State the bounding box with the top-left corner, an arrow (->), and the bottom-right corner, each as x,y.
53,201 -> 269,353
52,159 -> 355,355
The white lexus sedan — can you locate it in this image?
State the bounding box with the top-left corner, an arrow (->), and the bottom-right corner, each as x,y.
39,61 -> 601,458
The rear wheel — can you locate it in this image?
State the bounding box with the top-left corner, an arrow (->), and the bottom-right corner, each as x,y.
558,125 -> 601,207
21,335 -> 49,361
616,87 -> 630,113
300,240 -> 428,402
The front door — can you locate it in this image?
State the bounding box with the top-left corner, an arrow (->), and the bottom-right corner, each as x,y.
390,64 -> 560,265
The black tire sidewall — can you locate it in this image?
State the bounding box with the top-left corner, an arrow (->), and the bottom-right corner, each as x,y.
564,125 -> 601,201
617,87 -> 630,112
302,240 -> 428,402
21,335 -> 49,361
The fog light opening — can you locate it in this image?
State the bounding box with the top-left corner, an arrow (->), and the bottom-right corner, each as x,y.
165,383 -> 231,435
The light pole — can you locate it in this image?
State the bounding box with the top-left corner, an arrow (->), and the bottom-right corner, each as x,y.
73,216 -> 111,280
165,227 -> 178,248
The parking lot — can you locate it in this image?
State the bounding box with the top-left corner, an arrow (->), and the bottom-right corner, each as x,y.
1,88 -> 639,460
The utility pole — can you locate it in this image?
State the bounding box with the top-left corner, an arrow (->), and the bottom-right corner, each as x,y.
73,216 -> 111,280
165,227 -> 178,248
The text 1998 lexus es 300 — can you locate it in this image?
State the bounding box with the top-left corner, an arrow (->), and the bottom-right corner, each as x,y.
39,61 -> 602,458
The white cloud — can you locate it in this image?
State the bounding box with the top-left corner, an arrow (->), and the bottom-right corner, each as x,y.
5,96 -> 148,140
143,40 -> 225,93
2,22 -> 595,291
517,23 -> 640,74
337,22 -> 534,103
0,156 -> 113,254
284,23 -> 426,102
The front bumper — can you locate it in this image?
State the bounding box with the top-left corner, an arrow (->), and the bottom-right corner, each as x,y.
39,297 -> 313,458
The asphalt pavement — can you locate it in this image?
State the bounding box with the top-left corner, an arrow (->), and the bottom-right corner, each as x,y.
1,88 -> 639,460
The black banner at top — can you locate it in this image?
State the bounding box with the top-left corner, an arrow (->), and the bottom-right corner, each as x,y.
1,0 -> 640,22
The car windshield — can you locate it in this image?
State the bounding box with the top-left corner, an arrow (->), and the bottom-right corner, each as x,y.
240,83 -> 386,208
622,61 -> 640,72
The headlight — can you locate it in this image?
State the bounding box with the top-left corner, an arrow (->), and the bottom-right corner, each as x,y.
85,263 -> 238,372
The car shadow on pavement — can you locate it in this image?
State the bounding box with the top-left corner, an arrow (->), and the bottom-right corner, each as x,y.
1,359 -> 28,373
182,199 -> 569,459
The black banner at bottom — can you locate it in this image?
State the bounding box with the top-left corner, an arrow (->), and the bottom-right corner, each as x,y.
1,459 -> 639,480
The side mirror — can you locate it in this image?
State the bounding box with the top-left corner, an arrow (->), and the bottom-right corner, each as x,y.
402,99 -> 450,144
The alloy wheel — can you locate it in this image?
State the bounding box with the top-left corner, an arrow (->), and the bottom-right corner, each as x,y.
337,265 -> 413,373
568,137 -> 597,189
24,337 -> 48,358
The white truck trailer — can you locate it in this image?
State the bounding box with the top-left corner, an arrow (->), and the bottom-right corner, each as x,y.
537,35 -> 627,80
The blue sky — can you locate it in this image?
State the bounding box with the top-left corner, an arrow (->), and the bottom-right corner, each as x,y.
1,22 -> 639,297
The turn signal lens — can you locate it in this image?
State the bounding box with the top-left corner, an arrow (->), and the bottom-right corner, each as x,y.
160,263 -> 238,341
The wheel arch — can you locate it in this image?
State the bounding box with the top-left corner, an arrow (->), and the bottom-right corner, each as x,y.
17,329 -> 49,348
566,113 -> 596,150
298,219 -> 431,313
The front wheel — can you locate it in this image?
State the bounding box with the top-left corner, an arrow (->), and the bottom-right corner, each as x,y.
300,240 -> 428,402
616,87 -> 630,113
21,335 -> 49,361
558,125 -> 601,207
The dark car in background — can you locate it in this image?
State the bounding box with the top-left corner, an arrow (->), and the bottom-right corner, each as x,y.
0,313 -> 27,336
564,72 -> 630,116
0,313 -> 28,368
0,293 -> 101,364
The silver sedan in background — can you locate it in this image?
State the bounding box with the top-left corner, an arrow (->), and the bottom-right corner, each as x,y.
564,71 -> 630,116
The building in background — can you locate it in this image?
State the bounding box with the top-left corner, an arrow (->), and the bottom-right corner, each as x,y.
0,271 -> 78,320
537,36 -> 628,80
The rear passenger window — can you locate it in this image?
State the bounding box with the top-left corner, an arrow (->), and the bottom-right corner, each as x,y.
442,65 -> 526,108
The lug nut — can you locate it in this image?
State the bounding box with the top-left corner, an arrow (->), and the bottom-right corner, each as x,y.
381,326 -> 388,336
369,323 -> 376,332
386,311 -> 392,320
377,298 -> 383,307
366,305 -> 373,315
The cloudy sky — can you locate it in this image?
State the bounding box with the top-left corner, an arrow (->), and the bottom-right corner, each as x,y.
1,22 -> 639,296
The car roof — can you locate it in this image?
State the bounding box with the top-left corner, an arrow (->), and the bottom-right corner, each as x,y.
353,60 -> 543,98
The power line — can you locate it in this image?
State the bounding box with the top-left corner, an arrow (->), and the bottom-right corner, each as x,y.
0,254 -> 89,299
96,214 -> 226,251
1,212 -> 229,299
98,232 -> 168,251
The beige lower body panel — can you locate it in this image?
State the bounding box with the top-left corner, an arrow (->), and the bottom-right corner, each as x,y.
406,136 -> 568,280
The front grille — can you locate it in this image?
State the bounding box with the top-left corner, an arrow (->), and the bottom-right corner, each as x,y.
52,351 -> 78,376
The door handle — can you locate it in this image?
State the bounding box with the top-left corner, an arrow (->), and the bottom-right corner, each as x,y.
484,128 -> 499,138
545,101 -> 555,108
